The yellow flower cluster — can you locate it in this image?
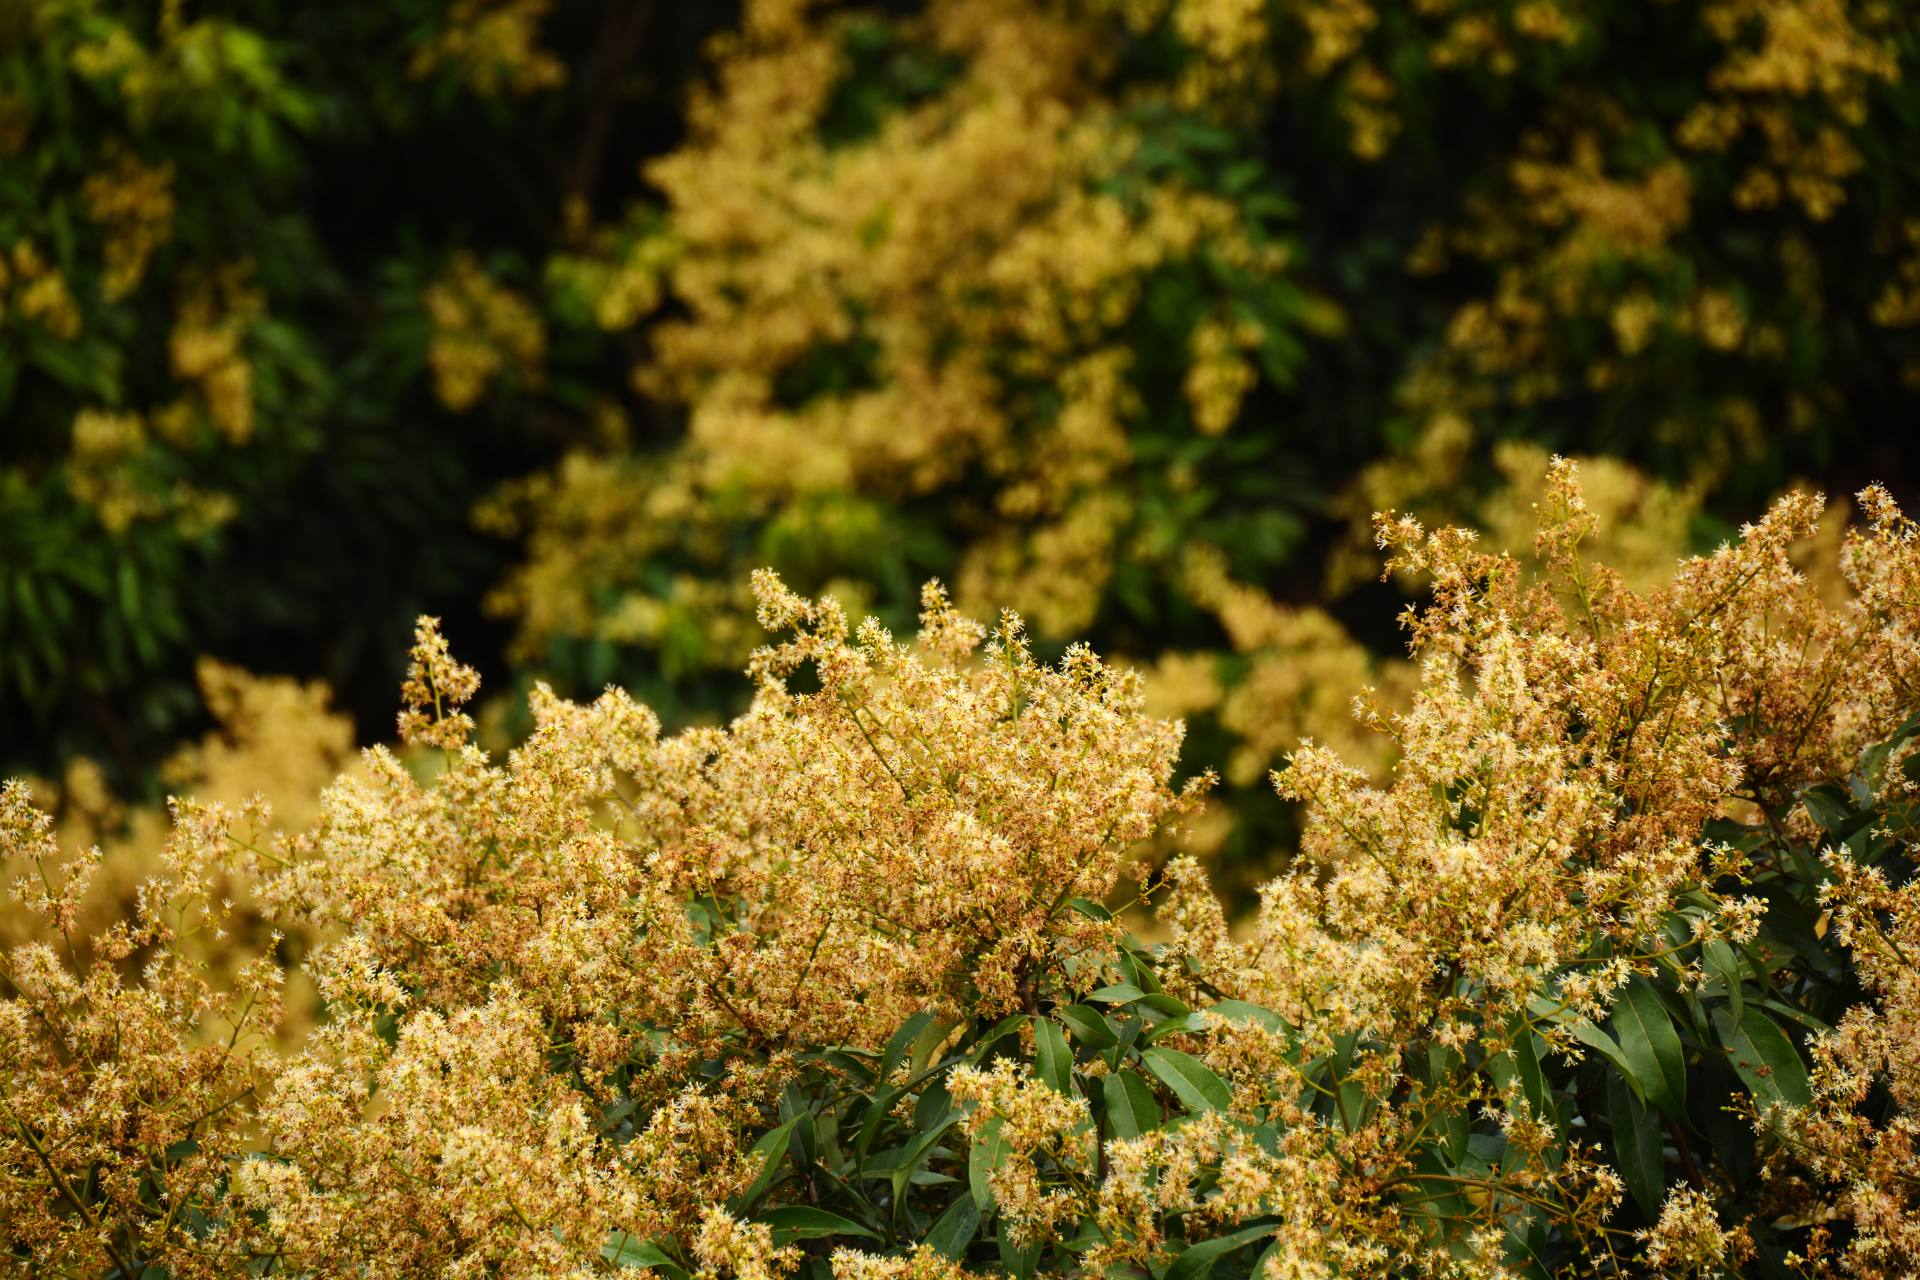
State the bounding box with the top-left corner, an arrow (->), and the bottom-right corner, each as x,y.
1,782 -> 283,1277
549,221 -> 679,332
949,1059 -> 1097,1246
1315,0 -> 1908,550
2,661 -> 354,1063
424,252 -> 549,412
6,476 -> 1920,1274
169,261 -> 266,444
1286,466 -> 1909,1024
494,0 -> 1295,665
1184,317 -> 1260,436
64,407 -> 240,534
1333,418 -> 1702,596
1777,494 -> 1920,1276
79,144 -> 175,301
0,240 -> 83,340
408,0 -> 566,97
57,262 -> 264,531
1174,543 -> 1410,787
1687,0 -> 1899,221
2,569 -> 1209,1273
1147,469 -> 1920,1272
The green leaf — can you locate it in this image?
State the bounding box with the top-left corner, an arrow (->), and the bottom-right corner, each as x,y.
1610,978 -> 1687,1124
1056,1004 -> 1118,1049
1529,996 -> 1635,1080
998,1227 -> 1042,1280
1143,1012 -> 1210,1043
1711,1007 -> 1810,1111
1801,786 -> 1855,838
966,1015 -> 1030,1065
1138,994 -> 1193,1020
969,1115 -> 1009,1211
1606,1073 -> 1665,1220
1034,1018 -> 1074,1095
1504,1024 -> 1550,1120
888,1113 -> 960,1203
1164,1222 -> 1276,1280
1206,1000 -> 1291,1034
1103,1070 -> 1162,1140
1116,947 -> 1165,995
1702,939 -> 1744,1024
729,1116 -> 801,1212
926,1195 -> 980,1260
853,1087 -> 902,1172
883,1012 -> 936,1081
1090,983 -> 1149,1005
758,1207 -> 882,1243
603,1235 -> 689,1277
1140,1047 -> 1231,1113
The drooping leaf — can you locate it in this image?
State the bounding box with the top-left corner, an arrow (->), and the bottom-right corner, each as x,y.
966,1015 -> 1031,1066
888,1113 -> 960,1202
1610,978 -> 1687,1124
998,1227 -> 1042,1280
882,1012 -> 937,1082
1529,995 -> 1635,1080
1607,1072 -> 1666,1220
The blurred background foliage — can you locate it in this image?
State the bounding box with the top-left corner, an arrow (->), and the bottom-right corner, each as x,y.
4,0 -> 1918,889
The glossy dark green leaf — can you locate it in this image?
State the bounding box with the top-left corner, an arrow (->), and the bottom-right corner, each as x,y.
1140,1046 -> 1231,1113
729,1115 -> 800,1212
882,1012 -> 936,1081
965,1015 -> 1029,1066
853,1087 -> 902,1171
1103,1070 -> 1162,1140
926,1195 -> 979,1260
1800,786 -> 1855,838
889,1113 -> 960,1203
998,1227 -> 1041,1280
1607,1072 -> 1665,1220
1207,999 -> 1291,1034
1057,1004 -> 1118,1049
1702,939 -> 1744,1023
1034,1018 -> 1074,1095
968,1115 -> 1009,1211
1711,1007 -> 1810,1111
1142,1012 -> 1210,1043
1610,978 -> 1687,1124
759,1206 -> 883,1243
1529,996 -> 1634,1080
603,1235 -> 690,1277
1164,1222 -> 1276,1280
